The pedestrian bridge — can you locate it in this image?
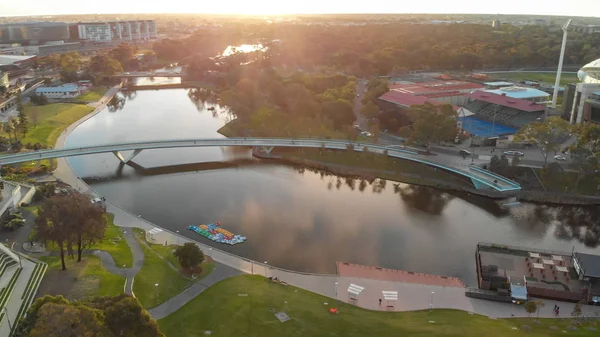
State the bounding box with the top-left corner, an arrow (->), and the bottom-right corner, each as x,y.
0,138 -> 521,192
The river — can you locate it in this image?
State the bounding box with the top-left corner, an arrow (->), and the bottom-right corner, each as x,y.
64,86 -> 600,285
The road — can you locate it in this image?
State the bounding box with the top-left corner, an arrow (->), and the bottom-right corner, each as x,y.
353,78 -> 368,129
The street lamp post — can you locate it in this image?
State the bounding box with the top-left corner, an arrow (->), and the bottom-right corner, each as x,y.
155,283 -> 159,304
512,300 -> 517,318
123,264 -> 126,278
176,230 -> 179,245
208,248 -> 212,258
1,307 -> 12,331
335,282 -> 339,301
264,261 -> 268,278
430,291 -> 434,312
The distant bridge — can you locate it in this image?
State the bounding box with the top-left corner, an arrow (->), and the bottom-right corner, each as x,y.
0,138 -> 521,192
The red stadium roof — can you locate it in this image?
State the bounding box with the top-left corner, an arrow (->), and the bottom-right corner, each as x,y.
379,90 -> 460,110
467,90 -> 546,112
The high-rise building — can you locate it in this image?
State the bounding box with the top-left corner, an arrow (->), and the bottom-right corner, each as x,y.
71,20 -> 157,42
0,22 -> 69,43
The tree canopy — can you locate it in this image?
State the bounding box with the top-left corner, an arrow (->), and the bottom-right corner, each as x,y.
35,194 -> 107,269
399,103 -> 457,151
174,242 -> 205,273
13,294 -> 165,337
166,23 -> 600,77
514,116 -> 572,164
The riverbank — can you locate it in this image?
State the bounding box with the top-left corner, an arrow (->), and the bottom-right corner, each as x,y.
255,147 -> 506,199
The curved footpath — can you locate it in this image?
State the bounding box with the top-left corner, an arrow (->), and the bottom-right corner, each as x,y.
46,86 -> 600,320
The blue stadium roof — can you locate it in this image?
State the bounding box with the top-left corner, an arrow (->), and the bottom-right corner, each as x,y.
458,116 -> 518,137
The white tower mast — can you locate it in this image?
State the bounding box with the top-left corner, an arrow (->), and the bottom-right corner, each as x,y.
552,19 -> 572,108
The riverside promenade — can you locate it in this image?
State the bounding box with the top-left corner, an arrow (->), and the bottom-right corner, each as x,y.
48,88 -> 600,319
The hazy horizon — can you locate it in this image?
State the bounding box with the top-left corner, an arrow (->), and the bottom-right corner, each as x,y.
1,0 -> 599,18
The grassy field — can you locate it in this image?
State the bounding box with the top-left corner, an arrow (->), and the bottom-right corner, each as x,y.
282,148 -> 473,188
132,229 -> 215,308
38,255 -> 125,299
486,72 -> 579,86
535,168 -> 600,195
19,103 -> 94,147
93,213 -> 133,268
159,275 -> 599,337
76,87 -> 109,102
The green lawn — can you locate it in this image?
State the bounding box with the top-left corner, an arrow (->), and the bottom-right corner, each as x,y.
145,240 -> 215,281
132,243 -> 191,308
132,229 -> 215,308
159,275 -> 599,337
19,103 -> 94,147
39,255 -> 125,298
535,168 -> 600,195
282,148 -> 473,188
76,87 -> 109,102
93,213 -> 133,268
486,72 -> 579,86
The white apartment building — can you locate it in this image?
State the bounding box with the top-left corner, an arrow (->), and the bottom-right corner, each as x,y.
75,20 -> 157,42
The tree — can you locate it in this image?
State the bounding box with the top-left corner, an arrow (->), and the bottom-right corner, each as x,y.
36,194 -> 107,268
17,101 -> 28,138
398,103 -> 457,152
489,155 -> 511,177
13,294 -> 165,337
2,121 -> 13,143
29,302 -> 110,337
535,300 -> 545,318
571,147 -> 598,188
9,116 -> 20,142
89,54 -> 124,77
68,193 -> 108,262
575,122 -> 600,155
572,301 -> 583,317
173,243 -> 205,273
361,100 -> 379,119
514,116 -> 571,164
87,294 -> 165,337
524,300 -> 537,317
321,99 -> 354,130
109,43 -> 137,65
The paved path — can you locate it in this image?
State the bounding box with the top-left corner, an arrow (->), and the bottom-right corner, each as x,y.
91,229 -> 144,295
148,262 -> 242,319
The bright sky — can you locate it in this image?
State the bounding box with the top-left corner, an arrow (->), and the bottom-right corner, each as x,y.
1,0 -> 599,17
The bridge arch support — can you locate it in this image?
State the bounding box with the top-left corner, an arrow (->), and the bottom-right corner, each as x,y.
112,149 -> 143,164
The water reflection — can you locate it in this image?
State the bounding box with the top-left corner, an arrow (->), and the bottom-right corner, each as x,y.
221,44 -> 266,57
394,184 -> 453,215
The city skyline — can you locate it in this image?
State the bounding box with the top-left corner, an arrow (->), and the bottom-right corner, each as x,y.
1,0 -> 600,18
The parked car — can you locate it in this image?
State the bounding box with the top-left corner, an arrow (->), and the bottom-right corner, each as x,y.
459,149 -> 471,156
503,151 -> 524,157
360,131 -> 372,137
554,155 -> 567,161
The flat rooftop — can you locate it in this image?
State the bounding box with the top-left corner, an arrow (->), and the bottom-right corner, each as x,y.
477,244 -> 600,296
483,86 -> 550,99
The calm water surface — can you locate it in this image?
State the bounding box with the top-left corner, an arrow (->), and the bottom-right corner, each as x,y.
65,88 -> 600,285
